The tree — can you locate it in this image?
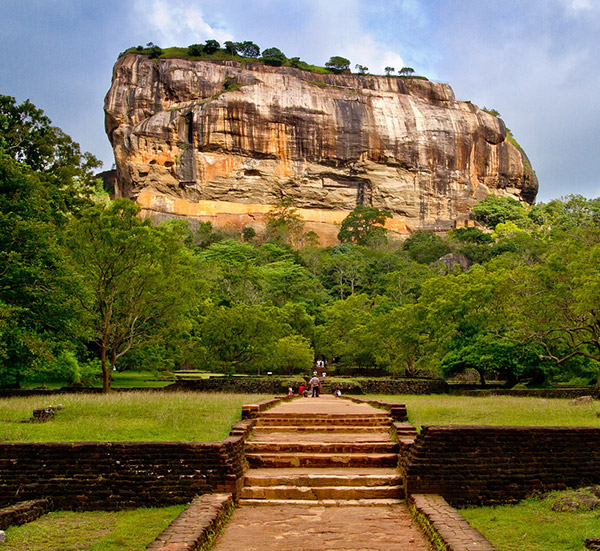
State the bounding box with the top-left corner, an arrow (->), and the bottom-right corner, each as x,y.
188,43 -> 204,57
0,95 -> 100,216
471,195 -> 529,229
203,39 -> 220,54
325,56 -> 350,73
399,67 -> 415,76
371,303 -> 434,376
237,41 -> 260,58
355,64 -> 368,74
315,294 -> 376,369
337,205 -> 392,246
224,41 -> 238,56
269,335 -> 314,375
261,47 -> 286,66
265,197 -> 306,247
385,66 -> 395,76
65,199 -> 197,391
0,154 -> 79,387
402,231 -> 451,264
198,303 -> 289,375
0,96 -> 100,388
512,229 -> 600,387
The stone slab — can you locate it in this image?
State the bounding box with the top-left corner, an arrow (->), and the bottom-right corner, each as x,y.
211,503 -> 432,550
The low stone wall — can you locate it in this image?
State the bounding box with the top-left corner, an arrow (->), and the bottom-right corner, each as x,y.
0,437 -> 246,511
169,378 -> 449,395
409,494 -> 496,551
358,379 -> 448,395
146,493 -> 234,551
0,500 -> 49,530
454,388 -> 600,399
342,396 -> 408,421
167,379 -> 297,394
404,425 -> 600,506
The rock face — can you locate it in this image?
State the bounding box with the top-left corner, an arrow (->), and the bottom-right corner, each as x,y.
104,54 -> 538,244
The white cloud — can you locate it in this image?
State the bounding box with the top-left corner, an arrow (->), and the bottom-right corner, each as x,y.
133,0 -> 233,46
571,0 -> 592,9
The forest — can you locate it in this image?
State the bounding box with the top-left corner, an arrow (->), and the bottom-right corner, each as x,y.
2,94 -> 599,391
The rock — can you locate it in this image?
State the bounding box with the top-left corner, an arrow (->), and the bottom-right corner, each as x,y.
0,530 -> 5,543
583,486 -> 600,499
430,253 -> 473,275
585,538 -> 600,550
552,493 -> 599,512
570,395 -> 594,405
104,55 -> 538,245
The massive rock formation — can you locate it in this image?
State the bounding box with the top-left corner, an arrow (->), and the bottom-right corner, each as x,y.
104,54 -> 538,244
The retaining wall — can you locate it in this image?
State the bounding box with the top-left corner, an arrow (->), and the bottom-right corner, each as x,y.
404,425 -> 600,506
0,436 -> 248,511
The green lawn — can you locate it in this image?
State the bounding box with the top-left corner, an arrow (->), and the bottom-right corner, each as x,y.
0,392 -> 271,442
462,491 -> 600,551
368,394 -> 600,428
2,505 -> 185,551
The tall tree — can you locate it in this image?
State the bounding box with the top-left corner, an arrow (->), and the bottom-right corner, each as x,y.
513,228 -> 600,387
337,205 -> 392,246
65,199 -> 197,391
0,95 -> 100,387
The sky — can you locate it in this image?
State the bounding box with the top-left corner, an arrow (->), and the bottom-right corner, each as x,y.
1,0 -> 599,202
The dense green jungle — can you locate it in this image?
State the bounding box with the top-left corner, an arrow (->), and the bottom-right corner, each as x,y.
2,93 -> 600,392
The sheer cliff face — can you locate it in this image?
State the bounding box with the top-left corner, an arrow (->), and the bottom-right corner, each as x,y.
105,54 -> 538,243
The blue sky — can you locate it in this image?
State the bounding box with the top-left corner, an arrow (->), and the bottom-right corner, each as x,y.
1,0 -> 599,201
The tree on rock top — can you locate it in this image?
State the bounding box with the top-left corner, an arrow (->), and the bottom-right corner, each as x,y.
261,47 -> 286,66
325,56 -> 350,73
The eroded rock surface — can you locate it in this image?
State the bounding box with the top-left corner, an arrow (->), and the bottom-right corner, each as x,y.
105,54 -> 538,243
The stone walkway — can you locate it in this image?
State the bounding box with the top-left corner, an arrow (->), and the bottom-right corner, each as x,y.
211,394 -> 433,550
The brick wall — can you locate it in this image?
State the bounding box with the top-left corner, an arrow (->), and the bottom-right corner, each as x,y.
0,437 -> 246,511
404,425 -> 600,506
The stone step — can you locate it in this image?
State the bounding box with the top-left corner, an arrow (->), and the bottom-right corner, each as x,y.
394,422 -> 418,435
246,452 -> 398,469
256,416 -> 392,427
237,498 -> 403,507
259,412 -> 391,419
250,431 -> 392,443
245,441 -> 399,454
243,470 -> 402,488
239,485 -> 405,500
252,425 -> 389,433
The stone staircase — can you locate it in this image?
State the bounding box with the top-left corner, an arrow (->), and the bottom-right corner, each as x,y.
239,405 -> 406,505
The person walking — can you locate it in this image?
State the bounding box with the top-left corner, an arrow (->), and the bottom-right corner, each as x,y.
309,372 -> 320,398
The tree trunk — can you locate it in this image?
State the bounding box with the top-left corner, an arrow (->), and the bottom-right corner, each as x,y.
477,369 -> 486,386
101,344 -> 110,393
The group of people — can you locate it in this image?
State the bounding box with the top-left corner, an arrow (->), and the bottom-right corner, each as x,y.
295,372 -> 321,397
290,370 -> 342,398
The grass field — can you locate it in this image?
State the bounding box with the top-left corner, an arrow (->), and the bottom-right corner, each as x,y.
0,392 -> 271,442
462,490 -> 600,551
370,394 -> 600,428
2,505 -> 185,551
